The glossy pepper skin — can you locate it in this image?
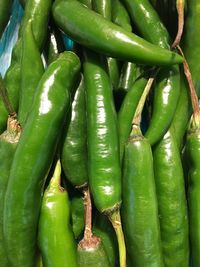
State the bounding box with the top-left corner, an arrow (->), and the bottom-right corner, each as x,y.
52,0 -> 183,66
122,0 -> 180,146
92,0 -> 120,92
122,125 -> 163,267
0,0 -> 52,134
83,49 -> 121,213
0,117 -> 21,267
0,0 -> 12,38
78,237 -> 111,267
118,76 -> 148,163
145,65 -> 180,145
18,21 -> 44,127
61,76 -> 88,188
38,160 -> 78,267
153,128 -> 189,267
3,52 -> 80,267
93,212 -> 118,267
186,117 -> 200,267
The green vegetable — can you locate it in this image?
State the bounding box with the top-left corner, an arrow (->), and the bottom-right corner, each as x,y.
38,160 -> 78,267
153,128 -> 189,266
18,21 -> 44,127
122,125 -> 163,267
3,52 -> 80,267
0,116 -> 21,267
52,0 -> 183,66
61,75 -> 88,189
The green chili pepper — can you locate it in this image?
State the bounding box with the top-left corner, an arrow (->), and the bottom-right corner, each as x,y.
83,49 -> 121,213
111,0 -> 132,32
52,0 -> 183,66
93,212 -> 119,267
0,0 -> 12,38
3,52 -> 80,267
0,116 -> 21,267
38,160 -> 78,267
83,49 -> 126,267
145,65 -> 180,145
0,0 -> 52,134
18,21 -> 44,127
91,0 -> 120,91
171,72 -> 190,149
122,125 -> 163,267
118,76 -> 148,163
153,128 -> 189,267
19,0 -> 52,51
186,114 -> 200,267
71,194 -> 85,239
61,75 -> 88,189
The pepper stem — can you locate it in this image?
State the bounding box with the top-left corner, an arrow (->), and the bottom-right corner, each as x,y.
132,72 -> 157,127
83,187 -> 92,240
177,46 -> 200,127
0,75 -> 16,116
109,210 -> 126,267
172,0 -> 185,48
50,160 -> 62,189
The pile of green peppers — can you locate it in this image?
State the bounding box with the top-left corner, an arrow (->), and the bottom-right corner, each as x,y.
0,0 -> 200,266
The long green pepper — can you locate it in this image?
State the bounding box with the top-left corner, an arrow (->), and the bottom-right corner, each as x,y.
3,52 -> 80,267
52,0 -> 183,66
38,160 -> 78,267
18,21 -> 44,127
0,116 -> 21,267
61,75 -> 88,189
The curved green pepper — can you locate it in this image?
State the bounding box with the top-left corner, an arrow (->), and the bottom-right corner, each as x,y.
145,65 -> 180,145
118,76 -> 148,163
83,49 -> 121,213
0,0 -> 52,134
0,116 -> 21,267
0,0 -> 12,38
38,160 -> 78,267
122,125 -> 163,267
3,52 -> 80,267
52,0 -> 183,66
18,21 -> 44,127
61,75 -> 88,189
153,128 -> 189,267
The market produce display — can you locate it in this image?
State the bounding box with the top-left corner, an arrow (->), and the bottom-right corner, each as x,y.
0,0 -> 200,267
